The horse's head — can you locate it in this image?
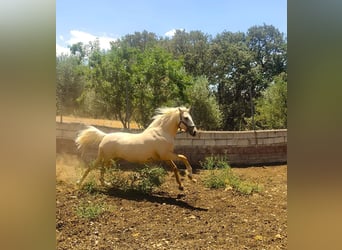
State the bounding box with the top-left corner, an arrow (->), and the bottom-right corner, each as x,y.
178,107 -> 197,136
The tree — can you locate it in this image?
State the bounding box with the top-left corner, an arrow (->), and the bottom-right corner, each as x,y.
247,72 -> 287,129
186,76 -> 222,130
133,47 -> 192,128
247,24 -> 287,81
208,31 -> 266,130
164,30 -> 211,77
56,54 -> 85,120
112,30 -> 159,52
93,43 -> 137,129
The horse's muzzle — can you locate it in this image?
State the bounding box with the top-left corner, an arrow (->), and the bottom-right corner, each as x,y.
188,126 -> 197,136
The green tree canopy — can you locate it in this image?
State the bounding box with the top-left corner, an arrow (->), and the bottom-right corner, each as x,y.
186,76 -> 222,130
56,25 -> 287,131
248,72 -> 287,129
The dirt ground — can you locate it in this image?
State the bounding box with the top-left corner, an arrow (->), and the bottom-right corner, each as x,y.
56,154 -> 287,249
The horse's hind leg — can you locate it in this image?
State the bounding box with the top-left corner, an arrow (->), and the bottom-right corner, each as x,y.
77,156 -> 101,186
99,161 -> 112,187
77,164 -> 94,186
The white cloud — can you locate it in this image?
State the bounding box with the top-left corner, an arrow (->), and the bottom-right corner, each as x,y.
56,44 -> 70,56
56,30 -> 118,55
67,30 -> 96,45
67,30 -> 117,50
164,28 -> 184,38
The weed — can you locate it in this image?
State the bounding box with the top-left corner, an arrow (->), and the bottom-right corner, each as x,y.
76,202 -> 106,219
200,155 -> 229,170
81,179 -> 99,194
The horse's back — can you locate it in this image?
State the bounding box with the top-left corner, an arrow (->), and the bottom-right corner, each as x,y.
98,130 -> 171,163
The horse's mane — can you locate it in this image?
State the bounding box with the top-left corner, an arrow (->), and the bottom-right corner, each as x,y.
147,106 -> 188,129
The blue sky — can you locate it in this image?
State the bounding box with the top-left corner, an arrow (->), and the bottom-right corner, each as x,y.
56,0 -> 287,55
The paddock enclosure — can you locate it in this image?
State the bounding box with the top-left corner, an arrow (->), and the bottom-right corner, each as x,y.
56,119 -> 287,167
56,117 -> 287,249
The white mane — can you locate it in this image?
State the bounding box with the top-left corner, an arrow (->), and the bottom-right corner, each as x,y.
148,106 -> 189,128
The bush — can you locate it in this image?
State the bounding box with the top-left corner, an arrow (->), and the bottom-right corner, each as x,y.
130,167 -> 167,193
107,165 -> 167,194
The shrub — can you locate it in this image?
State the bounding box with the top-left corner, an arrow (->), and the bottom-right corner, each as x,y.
107,165 -> 167,194
129,166 -> 167,194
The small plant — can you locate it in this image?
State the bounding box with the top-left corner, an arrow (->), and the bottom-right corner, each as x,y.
76,202 -> 106,219
129,166 -> 167,194
200,155 -> 229,170
203,168 -> 229,188
106,165 -> 167,194
81,179 -> 99,194
107,167 -> 131,191
201,155 -> 262,195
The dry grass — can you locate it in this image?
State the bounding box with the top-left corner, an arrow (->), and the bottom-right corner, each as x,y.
56,115 -> 139,129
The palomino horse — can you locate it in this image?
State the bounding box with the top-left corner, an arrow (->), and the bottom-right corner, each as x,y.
75,107 -> 197,190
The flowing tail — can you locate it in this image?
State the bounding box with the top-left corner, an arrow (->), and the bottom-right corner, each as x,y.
75,126 -> 107,155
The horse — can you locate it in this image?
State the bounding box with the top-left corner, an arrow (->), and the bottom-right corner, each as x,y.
75,107 -> 197,190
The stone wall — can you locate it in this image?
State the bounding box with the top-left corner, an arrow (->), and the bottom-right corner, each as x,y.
56,122 -> 287,167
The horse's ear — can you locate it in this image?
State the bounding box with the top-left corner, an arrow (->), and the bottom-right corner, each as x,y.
178,107 -> 183,113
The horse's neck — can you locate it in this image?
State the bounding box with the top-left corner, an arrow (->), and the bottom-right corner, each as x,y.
159,113 -> 179,137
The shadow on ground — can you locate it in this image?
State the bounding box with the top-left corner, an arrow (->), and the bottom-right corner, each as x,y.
103,187 -> 209,212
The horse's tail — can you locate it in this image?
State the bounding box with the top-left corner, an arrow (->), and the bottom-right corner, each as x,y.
75,126 -> 107,154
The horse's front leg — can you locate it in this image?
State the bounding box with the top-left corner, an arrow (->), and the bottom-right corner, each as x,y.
168,160 -> 184,191
164,153 -> 197,184
176,154 -> 197,183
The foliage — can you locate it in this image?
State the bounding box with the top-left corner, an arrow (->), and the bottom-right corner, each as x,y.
247,24 -> 287,81
200,156 -> 262,195
108,165 -> 167,194
132,47 -> 191,128
56,25 -> 287,131
208,32 -> 267,130
56,54 -> 85,116
186,76 -> 222,130
129,166 -> 167,194
247,72 -> 287,129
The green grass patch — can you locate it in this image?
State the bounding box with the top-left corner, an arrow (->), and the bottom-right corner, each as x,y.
200,155 -> 262,195
76,202 -> 106,219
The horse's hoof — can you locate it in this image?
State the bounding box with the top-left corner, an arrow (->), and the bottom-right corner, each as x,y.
104,181 -> 111,187
178,186 -> 184,191
188,174 -> 197,183
101,181 -> 111,187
